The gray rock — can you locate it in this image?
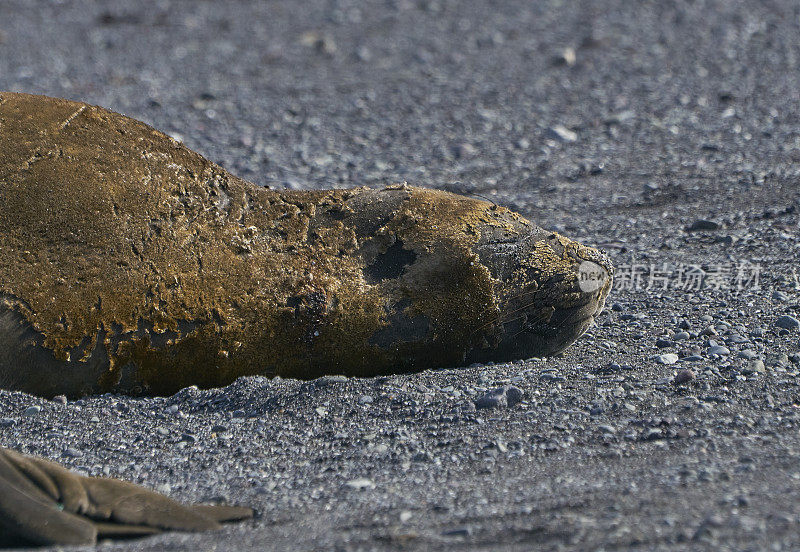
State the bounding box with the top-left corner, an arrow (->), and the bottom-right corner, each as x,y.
643,428 -> 663,440
700,325 -> 718,336
675,369 -> 696,384
767,353 -> 790,367
738,350 -> 758,360
345,478 -> 374,490
314,375 -> 349,386
772,290 -> 789,302
747,360 -> 766,374
776,315 -> 800,330
656,353 -> 679,365
547,125 -> 578,142
474,385 -> 524,409
707,345 -> 730,356
686,220 -> 720,231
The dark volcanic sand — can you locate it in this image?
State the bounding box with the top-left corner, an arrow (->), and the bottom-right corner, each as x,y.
2,0 -> 800,550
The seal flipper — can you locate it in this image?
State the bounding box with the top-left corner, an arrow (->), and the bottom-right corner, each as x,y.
0,447 -> 254,546
190,504 -> 257,523
0,449 -> 98,546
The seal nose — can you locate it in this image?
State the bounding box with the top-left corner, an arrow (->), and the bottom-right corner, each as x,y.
469,228 -> 613,362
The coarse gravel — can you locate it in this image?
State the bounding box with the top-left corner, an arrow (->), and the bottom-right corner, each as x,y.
2,0 -> 800,550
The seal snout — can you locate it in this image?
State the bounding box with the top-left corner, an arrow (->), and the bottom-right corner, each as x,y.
470,228 -> 613,363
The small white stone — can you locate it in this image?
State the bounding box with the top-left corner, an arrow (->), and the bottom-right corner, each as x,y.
655,353 -> 679,365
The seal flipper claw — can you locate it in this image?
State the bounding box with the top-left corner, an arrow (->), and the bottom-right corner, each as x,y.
0,447 -> 254,547
0,449 -> 98,546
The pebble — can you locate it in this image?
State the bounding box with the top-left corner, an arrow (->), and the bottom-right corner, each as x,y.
700,325 -> 718,336
656,353 -> 679,365
455,142 -> 477,159
0,418 -> 16,428
726,334 -> 749,344
474,385 -> 524,409
345,478 -> 375,490
686,219 -> 720,231
547,125 -> 578,142
314,375 -> 349,386
707,345 -> 730,356
673,331 -> 690,341
675,369 -> 696,384
556,46 -> 576,66
772,290 -> 789,302
63,448 -> 83,458
656,339 -> 674,348
747,360 -> 766,374
442,526 -> 472,537
767,353 -> 790,367
776,315 -> 800,330
23,406 -> 42,416
643,428 -> 663,440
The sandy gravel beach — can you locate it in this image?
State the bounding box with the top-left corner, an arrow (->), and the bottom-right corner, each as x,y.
2,0 -> 800,549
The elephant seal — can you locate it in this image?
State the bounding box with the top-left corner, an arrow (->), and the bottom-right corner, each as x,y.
0,92 -> 612,398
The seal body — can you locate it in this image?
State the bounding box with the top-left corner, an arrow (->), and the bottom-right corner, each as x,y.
0,92 -> 612,397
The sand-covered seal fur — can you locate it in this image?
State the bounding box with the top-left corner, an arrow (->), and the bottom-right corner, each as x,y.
0,92 -> 612,397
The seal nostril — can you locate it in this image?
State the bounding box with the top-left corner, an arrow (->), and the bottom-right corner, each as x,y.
364,240 -> 416,283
